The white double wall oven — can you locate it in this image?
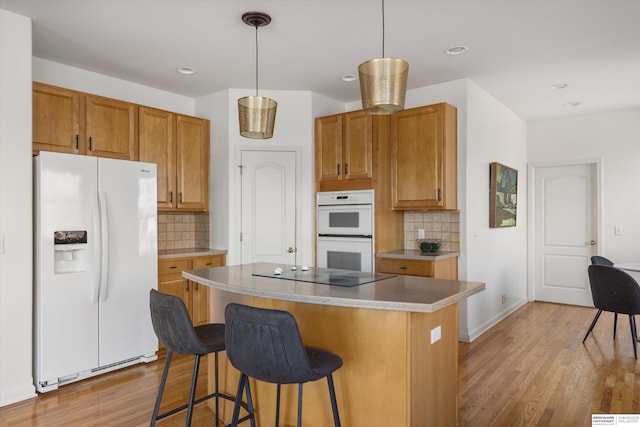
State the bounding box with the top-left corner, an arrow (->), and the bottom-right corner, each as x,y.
316,190 -> 374,272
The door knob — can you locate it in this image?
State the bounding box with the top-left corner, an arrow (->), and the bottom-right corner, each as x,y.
287,247 -> 295,253
589,240 -> 597,246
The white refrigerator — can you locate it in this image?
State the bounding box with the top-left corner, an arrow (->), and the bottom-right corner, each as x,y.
34,151 -> 159,393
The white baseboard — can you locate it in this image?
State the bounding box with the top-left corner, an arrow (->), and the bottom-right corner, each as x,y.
458,297 -> 528,343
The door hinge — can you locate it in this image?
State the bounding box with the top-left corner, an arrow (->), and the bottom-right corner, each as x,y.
240,232 -> 243,242
238,164 -> 243,175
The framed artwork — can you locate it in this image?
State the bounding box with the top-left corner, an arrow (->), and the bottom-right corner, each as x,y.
490,162 -> 518,227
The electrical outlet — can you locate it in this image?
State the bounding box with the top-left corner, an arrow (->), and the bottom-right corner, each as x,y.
501,294 -> 507,304
418,229 -> 425,239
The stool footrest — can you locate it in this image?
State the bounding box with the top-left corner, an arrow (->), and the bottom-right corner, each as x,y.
154,392 -> 244,422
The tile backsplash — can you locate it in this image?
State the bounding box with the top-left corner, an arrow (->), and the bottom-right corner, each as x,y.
158,212 -> 210,250
404,211 -> 460,252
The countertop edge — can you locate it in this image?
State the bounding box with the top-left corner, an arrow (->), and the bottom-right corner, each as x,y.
158,248 -> 227,260
376,250 -> 460,261
183,267 -> 485,314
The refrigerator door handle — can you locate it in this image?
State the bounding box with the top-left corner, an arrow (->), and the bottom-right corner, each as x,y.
98,191 -> 110,302
91,191 -> 101,303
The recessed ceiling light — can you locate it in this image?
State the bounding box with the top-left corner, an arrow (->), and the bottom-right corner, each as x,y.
551,83 -> 568,90
341,74 -> 357,82
564,101 -> 582,107
177,67 -> 197,75
445,45 -> 469,55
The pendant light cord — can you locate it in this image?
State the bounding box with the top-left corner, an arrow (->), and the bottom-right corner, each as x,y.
254,25 -> 259,96
381,0 -> 385,58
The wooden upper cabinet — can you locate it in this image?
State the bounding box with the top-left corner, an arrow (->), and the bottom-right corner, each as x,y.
139,107 -> 176,209
315,110 -> 373,191
176,115 -> 209,211
315,114 -> 343,183
33,82 -> 83,154
391,103 -> 457,210
85,95 -> 137,160
343,111 -> 373,181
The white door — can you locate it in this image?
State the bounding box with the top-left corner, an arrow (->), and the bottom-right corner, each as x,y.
241,150 -> 296,265
533,163 -> 599,306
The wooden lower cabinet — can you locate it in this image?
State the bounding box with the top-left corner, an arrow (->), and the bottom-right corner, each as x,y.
377,256 -> 458,280
157,254 -> 225,327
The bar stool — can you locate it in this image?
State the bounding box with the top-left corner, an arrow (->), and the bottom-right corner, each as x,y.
225,303 -> 343,427
149,289 -> 245,426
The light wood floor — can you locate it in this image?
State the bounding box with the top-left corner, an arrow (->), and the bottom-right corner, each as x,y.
1,302 -> 638,426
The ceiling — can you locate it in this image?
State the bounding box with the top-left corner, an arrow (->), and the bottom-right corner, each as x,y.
1,0 -> 638,122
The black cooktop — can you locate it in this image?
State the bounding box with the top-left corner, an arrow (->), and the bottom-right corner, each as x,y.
252,266 -> 395,287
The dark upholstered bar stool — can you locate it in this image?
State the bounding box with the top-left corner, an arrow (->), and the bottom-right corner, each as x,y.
149,289 -> 241,426
225,303 -> 343,427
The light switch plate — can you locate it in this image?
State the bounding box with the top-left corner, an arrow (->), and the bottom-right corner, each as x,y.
431,326 -> 441,344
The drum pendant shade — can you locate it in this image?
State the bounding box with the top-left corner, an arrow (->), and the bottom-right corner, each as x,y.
358,57 -> 408,114
238,95 -> 277,139
238,12 -> 277,139
358,0 -> 408,114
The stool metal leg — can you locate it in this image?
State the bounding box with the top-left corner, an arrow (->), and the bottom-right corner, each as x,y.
186,354 -> 202,426
327,374 -> 341,427
231,373 -> 256,427
150,351 -> 173,426
275,384 -> 281,427
214,352 -> 220,423
297,383 -> 303,427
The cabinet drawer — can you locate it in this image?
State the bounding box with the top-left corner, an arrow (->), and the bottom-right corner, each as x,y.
192,255 -> 225,269
377,258 -> 435,277
158,258 -> 191,276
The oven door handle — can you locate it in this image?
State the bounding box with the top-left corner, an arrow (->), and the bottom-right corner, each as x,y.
318,234 -> 372,239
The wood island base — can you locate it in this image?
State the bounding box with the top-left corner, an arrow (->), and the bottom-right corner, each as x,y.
206,290 -> 459,427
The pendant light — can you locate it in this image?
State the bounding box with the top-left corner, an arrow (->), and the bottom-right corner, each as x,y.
358,0 -> 409,114
238,12 -> 277,139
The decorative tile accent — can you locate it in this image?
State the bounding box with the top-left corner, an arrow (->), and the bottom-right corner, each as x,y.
157,212 -> 210,250
404,210 -> 460,252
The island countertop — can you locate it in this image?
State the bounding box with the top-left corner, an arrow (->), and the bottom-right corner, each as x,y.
182,262 -> 484,313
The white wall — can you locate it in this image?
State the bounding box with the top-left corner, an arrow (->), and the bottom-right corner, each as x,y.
463,81 -> 528,341
33,58 -> 195,115
528,108 -> 640,263
0,9 -> 36,406
198,89 -> 343,267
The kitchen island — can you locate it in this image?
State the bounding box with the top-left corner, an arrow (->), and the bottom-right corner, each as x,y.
183,263 -> 485,427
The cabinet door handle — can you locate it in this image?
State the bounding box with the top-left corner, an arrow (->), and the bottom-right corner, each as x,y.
88,136 -> 93,151
336,163 -> 340,176
169,266 -> 177,269
400,266 -> 407,270
179,192 -> 183,204
437,188 -> 442,202
205,262 -> 212,266
184,280 -> 189,291
194,282 -> 199,291
169,191 -> 173,204
74,134 -> 79,150
344,163 -> 349,175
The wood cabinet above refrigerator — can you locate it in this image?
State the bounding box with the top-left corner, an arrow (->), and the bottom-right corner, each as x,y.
33,82 -> 137,160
